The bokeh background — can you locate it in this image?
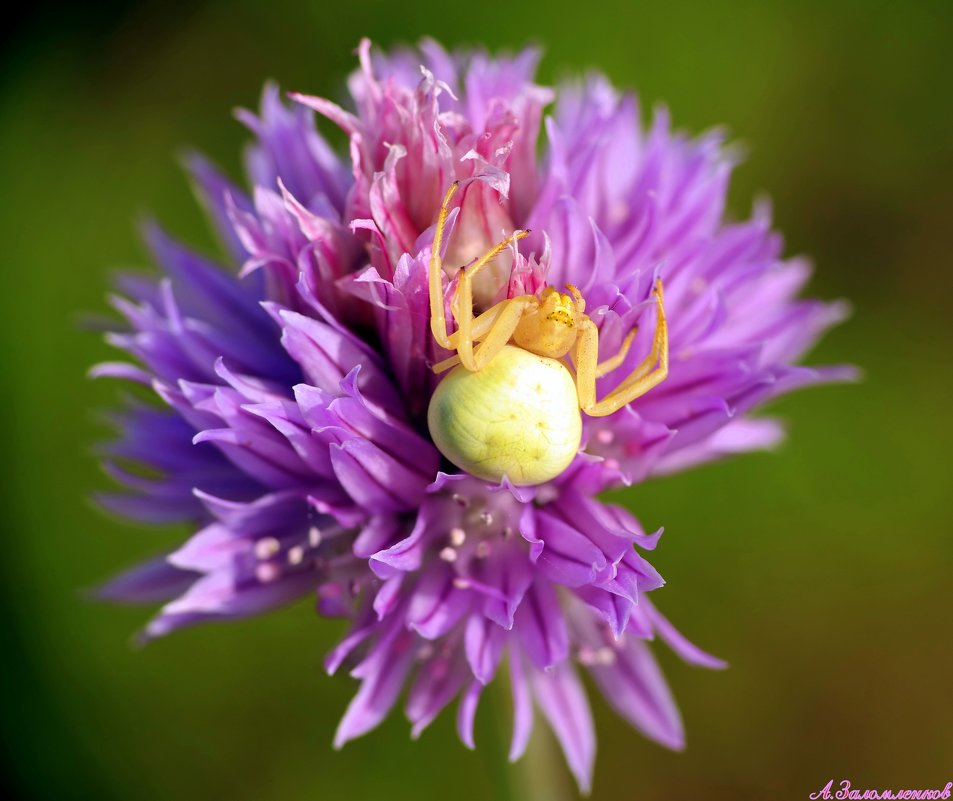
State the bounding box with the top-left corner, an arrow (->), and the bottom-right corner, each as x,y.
2,1 -> 951,798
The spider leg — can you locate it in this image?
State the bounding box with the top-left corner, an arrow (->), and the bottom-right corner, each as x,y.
453,229 -> 530,371
576,280 -> 669,417
435,298 -> 536,374
432,353 -> 463,374
429,181 -> 460,349
567,281 -> 637,377
566,283 -> 586,313
466,296 -> 537,371
595,325 -> 638,378
433,304 -> 503,373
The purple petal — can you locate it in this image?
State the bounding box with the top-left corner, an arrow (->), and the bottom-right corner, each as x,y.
586,637 -> 685,751
94,555 -> 198,604
515,579 -> 569,669
334,627 -> 416,748
508,648 -> 534,762
464,613 -> 505,684
530,662 -> 596,794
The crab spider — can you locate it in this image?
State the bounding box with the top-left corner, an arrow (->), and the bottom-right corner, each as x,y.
427,181 -> 669,485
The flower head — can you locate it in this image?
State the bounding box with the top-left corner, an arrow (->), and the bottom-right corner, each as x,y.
95,38 -> 851,792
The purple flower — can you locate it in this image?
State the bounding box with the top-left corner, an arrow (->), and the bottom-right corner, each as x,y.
95,39 -> 852,792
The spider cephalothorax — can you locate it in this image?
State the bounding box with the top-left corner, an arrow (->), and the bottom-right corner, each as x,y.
427,181 -> 669,485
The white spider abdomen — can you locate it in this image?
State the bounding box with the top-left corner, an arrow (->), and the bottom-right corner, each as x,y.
427,344 -> 582,486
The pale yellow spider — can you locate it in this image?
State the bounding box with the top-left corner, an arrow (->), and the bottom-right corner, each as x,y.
426,181 -> 668,486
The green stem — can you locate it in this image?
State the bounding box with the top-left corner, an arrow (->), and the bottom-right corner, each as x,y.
493,668 -> 574,801
513,724 -> 574,801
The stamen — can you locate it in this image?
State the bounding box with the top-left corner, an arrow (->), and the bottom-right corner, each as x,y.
577,645 -> 617,666
287,545 -> 305,566
449,527 -> 467,547
535,486 -> 558,505
596,429 -> 615,445
609,201 -> 629,224
452,576 -> 471,590
255,562 -> 281,583
439,547 -> 458,563
479,511 -> 494,527
416,643 -> 435,662
318,583 -> 341,599
308,526 -> 323,547
254,537 -> 280,560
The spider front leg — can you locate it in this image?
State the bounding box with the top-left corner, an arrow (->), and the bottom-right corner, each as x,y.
445,226 -> 531,372
575,280 -> 669,417
429,181 -> 461,350
428,180 -> 532,368
432,295 -> 535,375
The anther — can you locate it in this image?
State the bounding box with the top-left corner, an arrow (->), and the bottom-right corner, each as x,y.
255,562 -> 281,583
308,526 -> 322,547
577,646 -> 616,666
417,643 -> 435,661
287,545 -> 305,566
452,577 -> 471,590
475,541 -> 492,559
596,429 -> 615,445
439,547 -> 458,563
449,527 -> 466,547
535,486 -> 558,505
254,537 -> 280,560
479,511 -> 493,526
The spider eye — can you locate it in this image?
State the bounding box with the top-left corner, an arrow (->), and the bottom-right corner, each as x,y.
546,309 -> 574,327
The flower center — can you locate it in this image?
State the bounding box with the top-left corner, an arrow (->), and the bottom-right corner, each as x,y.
433,488 -> 518,584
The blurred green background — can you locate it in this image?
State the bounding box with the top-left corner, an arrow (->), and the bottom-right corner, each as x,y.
2,0 -> 951,798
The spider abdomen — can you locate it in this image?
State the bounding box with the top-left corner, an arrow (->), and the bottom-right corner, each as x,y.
427,345 -> 582,486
